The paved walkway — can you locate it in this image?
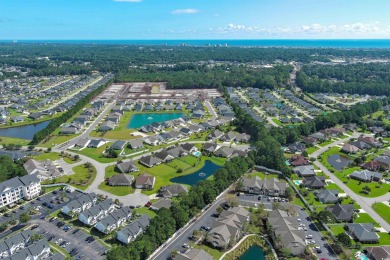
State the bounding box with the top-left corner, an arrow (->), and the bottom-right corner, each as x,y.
311,133 -> 390,232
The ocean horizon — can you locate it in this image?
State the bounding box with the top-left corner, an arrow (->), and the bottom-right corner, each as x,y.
1,39 -> 390,48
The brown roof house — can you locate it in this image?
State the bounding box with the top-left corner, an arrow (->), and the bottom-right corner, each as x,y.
341,143 -> 360,154
135,173 -> 156,190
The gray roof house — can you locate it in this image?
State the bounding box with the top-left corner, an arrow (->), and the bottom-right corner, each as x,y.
112,140 -> 127,150
109,174 -> 134,186
150,198 -> 172,210
293,165 -> 315,177
95,206 -> 133,234
175,249 -> 213,260
139,155 -> 162,168
316,189 -> 339,204
158,184 -> 188,198
207,207 -> 250,248
135,173 -> 156,189
345,223 -> 379,243
61,192 -> 97,216
116,215 -> 151,244
267,209 -> 306,256
240,176 -> 289,197
128,139 -> 144,150
349,170 -> 382,182
202,143 -> 220,153
301,176 -> 326,189
214,147 -> 235,158
116,161 -> 139,173
326,204 -> 355,222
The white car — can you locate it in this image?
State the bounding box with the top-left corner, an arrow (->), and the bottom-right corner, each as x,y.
297,218 -> 301,222
315,246 -> 321,250
306,235 -> 313,239
299,223 -> 305,227
182,243 -> 190,249
309,240 -> 316,244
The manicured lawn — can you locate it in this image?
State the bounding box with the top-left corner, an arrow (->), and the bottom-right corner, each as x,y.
138,156 -> 226,195
105,165 -> 121,178
178,155 -> 200,166
34,152 -> 62,161
305,146 -> 319,155
378,233 -> 390,245
166,159 -> 193,172
325,183 -> 344,192
319,139 -> 336,147
372,203 -> 390,225
355,213 -> 380,227
98,181 -> 134,196
193,244 -> 223,260
328,224 -> 345,235
133,207 -> 157,218
0,136 -> 30,146
42,164 -> 96,191
248,171 -> 280,180
74,142 -> 119,163
272,118 -> 282,126
40,133 -> 80,148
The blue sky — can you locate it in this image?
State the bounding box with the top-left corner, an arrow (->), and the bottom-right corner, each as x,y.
1,0 -> 390,39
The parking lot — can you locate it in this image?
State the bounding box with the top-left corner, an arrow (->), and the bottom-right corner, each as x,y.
32,218 -> 108,260
0,189 -> 81,240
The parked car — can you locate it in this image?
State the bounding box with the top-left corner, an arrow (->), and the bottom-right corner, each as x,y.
182,243 -> 190,249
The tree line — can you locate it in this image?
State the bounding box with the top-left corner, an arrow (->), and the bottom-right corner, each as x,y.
30,79 -> 114,145
296,63 -> 390,96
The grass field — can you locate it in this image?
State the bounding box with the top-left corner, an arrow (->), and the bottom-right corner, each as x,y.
306,146 -> 319,155
0,136 -> 30,146
372,203 -> 390,224
33,152 -> 80,164
355,213 -> 380,227
40,133 -> 81,148
42,164 -> 96,190
272,118 -> 282,126
98,181 -> 134,196
134,207 -> 157,218
328,224 -> 345,236
137,156 -> 226,195
74,142 -> 120,163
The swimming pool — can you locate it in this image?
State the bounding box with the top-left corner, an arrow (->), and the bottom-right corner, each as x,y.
193,151 -> 201,157
360,254 -> 369,260
294,180 -> 302,185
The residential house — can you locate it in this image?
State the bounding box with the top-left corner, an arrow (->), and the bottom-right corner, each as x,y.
214,147 -> 235,158
293,165 -> 315,177
0,230 -> 33,257
78,199 -> 116,226
202,143 -> 220,154
365,246 -> 390,260
341,143 -> 360,154
61,193 -> 97,216
345,223 -> 379,243
167,146 -> 188,158
116,161 -> 139,173
60,127 -> 79,135
372,155 -> 390,169
288,142 -> 306,153
99,121 -> 116,131
9,239 -> 51,260
316,189 -> 339,204
108,174 -> 134,186
220,132 -> 236,142
301,176 -> 326,189
175,249 -> 213,260
358,136 -> 382,148
207,207 -> 250,248
302,136 -> 317,145
95,206 -> 133,234
144,136 -> 161,146
158,184 -> 188,198
87,139 -> 106,148
361,161 -> 383,171
28,112 -> 42,120
139,155 -> 162,168
154,151 -> 175,163
128,139 -> 144,150
349,140 -> 371,150
74,138 -> 90,148
135,173 -> 156,190
208,130 -> 224,139
326,204 -> 355,222
112,140 -> 127,150
180,143 -> 198,154
0,175 -> 41,207
11,116 -> 25,123
267,209 -> 306,256
150,198 -> 172,210
239,176 -> 288,197
235,133 -> 250,143
349,170 -> 382,182
116,215 -> 151,244
290,155 -> 309,166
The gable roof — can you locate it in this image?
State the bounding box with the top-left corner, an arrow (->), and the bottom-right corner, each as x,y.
109,174 -> 134,186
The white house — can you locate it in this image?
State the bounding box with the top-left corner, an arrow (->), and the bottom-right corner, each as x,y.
95,206 -> 132,234
61,192 -> 97,216
78,199 -> 116,226
116,215 -> 151,244
0,175 -> 41,207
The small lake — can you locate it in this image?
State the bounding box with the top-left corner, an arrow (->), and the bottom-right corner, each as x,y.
239,245 -> 265,260
327,154 -> 353,171
170,160 -> 222,186
127,113 -> 184,129
0,120 -> 51,140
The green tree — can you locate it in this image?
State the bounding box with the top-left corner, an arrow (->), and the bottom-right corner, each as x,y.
30,233 -> 43,243
336,232 -> 352,247
19,212 -> 31,223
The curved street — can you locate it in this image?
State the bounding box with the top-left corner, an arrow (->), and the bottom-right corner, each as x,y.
311,133 -> 390,232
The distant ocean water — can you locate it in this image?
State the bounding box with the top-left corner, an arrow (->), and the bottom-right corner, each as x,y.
2,39 -> 390,48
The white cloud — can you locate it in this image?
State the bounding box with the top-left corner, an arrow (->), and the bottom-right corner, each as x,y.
113,0 -> 142,2
171,9 -> 199,15
212,22 -> 390,36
